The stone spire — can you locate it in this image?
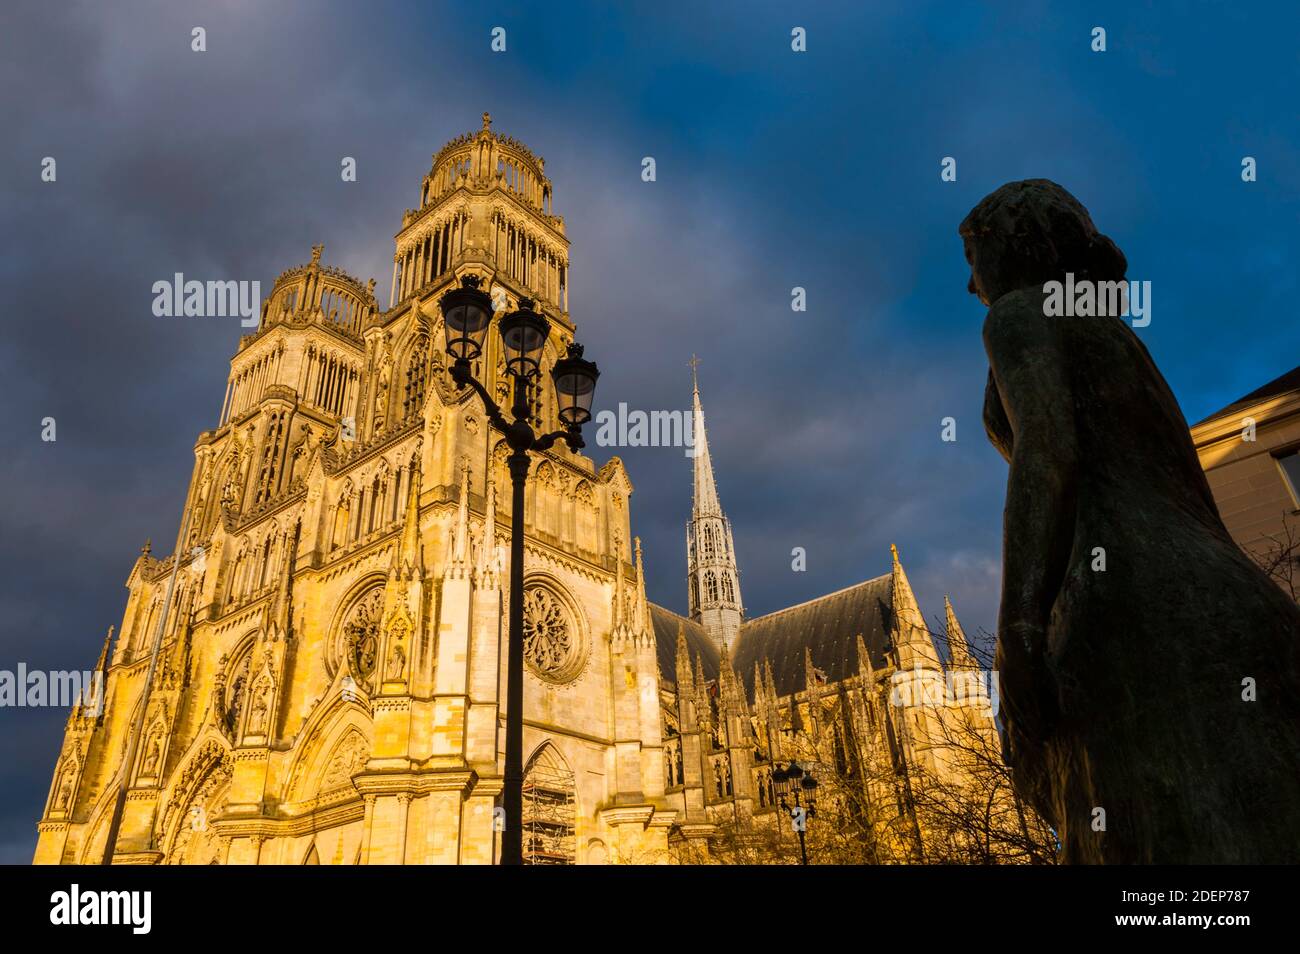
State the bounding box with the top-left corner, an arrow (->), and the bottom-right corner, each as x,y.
691,361 -> 722,518
633,536 -> 650,634
94,626 -> 114,674
75,626 -> 115,723
270,522 -> 299,638
803,646 -> 823,737
611,531 -> 626,629
890,543 -> 941,671
686,364 -> 744,650
475,472 -> 499,588
718,640 -> 744,712
763,658 -> 778,705
675,623 -> 693,689
856,631 -> 874,681
394,458 -> 423,579
692,654 -> 712,737
760,659 -> 781,758
446,458 -> 471,580
944,595 -> 977,670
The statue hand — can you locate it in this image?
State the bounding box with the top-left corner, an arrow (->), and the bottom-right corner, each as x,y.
996,618 -> 1058,745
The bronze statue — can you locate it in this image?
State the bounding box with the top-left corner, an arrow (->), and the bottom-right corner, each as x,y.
962,179 -> 1300,863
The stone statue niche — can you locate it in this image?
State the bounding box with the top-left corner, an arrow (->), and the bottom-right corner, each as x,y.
961,178 -> 1300,864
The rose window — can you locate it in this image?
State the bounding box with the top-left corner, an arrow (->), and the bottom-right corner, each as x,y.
523,587 -> 579,681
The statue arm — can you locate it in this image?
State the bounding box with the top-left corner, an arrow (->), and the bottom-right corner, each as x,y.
984,295 -> 1078,726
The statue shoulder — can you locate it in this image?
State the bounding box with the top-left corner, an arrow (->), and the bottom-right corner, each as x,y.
983,287 -> 1053,354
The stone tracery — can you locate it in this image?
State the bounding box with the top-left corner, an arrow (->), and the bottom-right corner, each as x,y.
334,585 -> 386,691
522,584 -> 585,683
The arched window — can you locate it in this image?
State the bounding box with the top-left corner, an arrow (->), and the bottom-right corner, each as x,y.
722,573 -> 735,603
224,646 -> 254,736
402,333 -> 429,419
523,743 -> 576,865
702,524 -> 716,559
353,485 -> 367,542
331,483 -> 352,551
227,544 -> 249,604
705,571 -> 718,603
257,534 -> 273,590
256,412 -> 286,503
368,474 -> 382,534
834,722 -> 850,776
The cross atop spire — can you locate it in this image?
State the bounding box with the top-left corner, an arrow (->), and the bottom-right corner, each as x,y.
689,354 -> 701,394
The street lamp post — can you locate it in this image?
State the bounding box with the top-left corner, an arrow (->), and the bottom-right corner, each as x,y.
438,275 -> 599,866
772,760 -> 819,865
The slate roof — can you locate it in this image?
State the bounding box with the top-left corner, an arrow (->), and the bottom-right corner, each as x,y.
648,603 -> 720,683
733,575 -> 894,698
649,573 -> 895,701
1196,363 -> 1300,425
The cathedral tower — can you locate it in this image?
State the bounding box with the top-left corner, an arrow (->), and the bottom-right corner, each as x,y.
34,114 -> 676,867
686,368 -> 743,650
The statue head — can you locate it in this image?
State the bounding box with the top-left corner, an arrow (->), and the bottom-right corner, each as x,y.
959,179 -> 1126,305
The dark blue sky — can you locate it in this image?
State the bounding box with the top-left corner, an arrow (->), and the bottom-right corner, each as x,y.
1,1 -> 1296,862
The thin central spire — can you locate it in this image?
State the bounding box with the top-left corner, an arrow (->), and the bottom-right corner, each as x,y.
686,367 -> 743,649
691,364 -> 722,518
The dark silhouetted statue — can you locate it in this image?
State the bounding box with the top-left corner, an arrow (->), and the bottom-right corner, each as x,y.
962,178 -> 1300,863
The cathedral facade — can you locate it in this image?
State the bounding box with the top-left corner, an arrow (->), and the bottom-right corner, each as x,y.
35,117 -> 1004,865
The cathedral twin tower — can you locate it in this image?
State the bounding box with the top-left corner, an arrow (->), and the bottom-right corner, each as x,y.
36,116 -> 991,866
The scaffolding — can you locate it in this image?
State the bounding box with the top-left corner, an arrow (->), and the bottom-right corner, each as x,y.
522,750 -> 576,865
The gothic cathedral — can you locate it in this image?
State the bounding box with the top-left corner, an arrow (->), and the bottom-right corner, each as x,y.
35,116 -> 1001,865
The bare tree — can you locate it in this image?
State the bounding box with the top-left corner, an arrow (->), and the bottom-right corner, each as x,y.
672,633 -> 1057,865
1246,510 -> 1300,601
904,622 -> 1058,864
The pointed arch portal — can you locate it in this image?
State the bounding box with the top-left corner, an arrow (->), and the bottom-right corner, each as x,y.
522,743 -> 576,865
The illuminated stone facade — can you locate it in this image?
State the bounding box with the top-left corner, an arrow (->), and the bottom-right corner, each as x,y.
35,116 -> 1006,865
